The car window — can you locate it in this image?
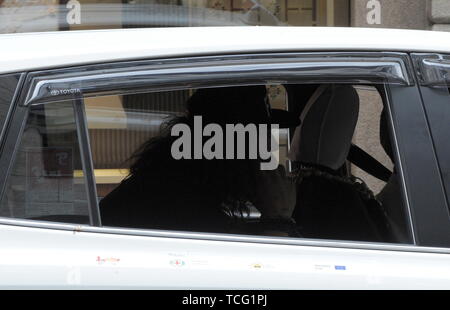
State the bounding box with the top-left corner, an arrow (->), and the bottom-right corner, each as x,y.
79,83 -> 412,244
85,86 -> 290,222
0,78 -> 413,245
0,101 -> 90,224
352,86 -> 394,194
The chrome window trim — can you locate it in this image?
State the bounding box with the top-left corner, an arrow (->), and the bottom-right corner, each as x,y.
0,217 -> 448,254
22,52 -> 414,106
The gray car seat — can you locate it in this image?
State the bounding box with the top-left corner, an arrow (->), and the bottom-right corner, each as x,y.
289,84 -> 394,242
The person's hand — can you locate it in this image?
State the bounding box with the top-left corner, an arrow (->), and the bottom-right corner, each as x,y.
253,165 -> 296,220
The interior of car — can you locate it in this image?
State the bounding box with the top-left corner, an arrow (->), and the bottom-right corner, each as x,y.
91,83 -> 412,243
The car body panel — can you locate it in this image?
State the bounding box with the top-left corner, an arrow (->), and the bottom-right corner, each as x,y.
0,223 -> 449,289
0,27 -> 449,289
2,27 -> 450,75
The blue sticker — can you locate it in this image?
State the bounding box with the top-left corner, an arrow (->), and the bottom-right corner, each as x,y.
335,265 -> 346,270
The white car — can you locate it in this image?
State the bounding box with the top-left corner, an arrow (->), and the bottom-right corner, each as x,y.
0,27 -> 449,289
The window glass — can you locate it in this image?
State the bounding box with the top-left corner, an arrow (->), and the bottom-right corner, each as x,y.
351,86 -> 411,243
86,90 -> 189,198
352,86 -> 393,194
84,83 -> 411,244
0,101 -> 90,224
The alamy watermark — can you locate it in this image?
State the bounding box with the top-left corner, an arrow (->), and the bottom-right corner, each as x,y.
366,0 -> 381,25
170,116 -> 279,171
66,0 -> 81,25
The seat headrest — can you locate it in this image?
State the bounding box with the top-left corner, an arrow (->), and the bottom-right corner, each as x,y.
289,84 -> 360,170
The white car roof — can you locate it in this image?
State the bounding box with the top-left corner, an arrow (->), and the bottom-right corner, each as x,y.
1,26 -> 450,75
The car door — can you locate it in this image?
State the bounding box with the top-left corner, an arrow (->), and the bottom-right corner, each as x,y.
0,52 -> 449,289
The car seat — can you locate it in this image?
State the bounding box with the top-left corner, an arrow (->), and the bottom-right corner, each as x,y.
289,84 -> 394,242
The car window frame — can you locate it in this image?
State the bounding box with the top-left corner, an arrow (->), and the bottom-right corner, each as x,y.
386,83 -> 450,247
1,52 -> 448,251
0,93 -> 101,226
412,53 -> 450,232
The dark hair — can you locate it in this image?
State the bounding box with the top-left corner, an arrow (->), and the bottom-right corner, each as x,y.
128,86 -> 269,217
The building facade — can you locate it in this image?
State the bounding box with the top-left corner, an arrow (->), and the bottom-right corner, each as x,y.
2,0 -> 450,33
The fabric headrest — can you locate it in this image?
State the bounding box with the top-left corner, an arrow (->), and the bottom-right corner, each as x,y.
289,84 -> 360,170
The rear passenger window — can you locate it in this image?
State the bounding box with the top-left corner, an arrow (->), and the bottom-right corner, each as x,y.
83,84 -> 411,244
352,86 -> 394,194
0,101 -> 90,224
85,86 -> 291,224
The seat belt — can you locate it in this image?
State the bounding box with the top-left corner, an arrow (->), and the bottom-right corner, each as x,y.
287,84 -> 393,182
348,144 -> 392,182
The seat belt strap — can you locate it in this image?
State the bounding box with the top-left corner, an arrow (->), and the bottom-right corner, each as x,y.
348,144 -> 392,182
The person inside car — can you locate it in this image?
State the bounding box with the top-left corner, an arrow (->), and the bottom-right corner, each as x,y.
100,86 -> 299,236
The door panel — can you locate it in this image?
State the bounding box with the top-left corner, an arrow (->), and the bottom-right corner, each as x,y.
385,84 -> 450,247
0,224 -> 449,289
